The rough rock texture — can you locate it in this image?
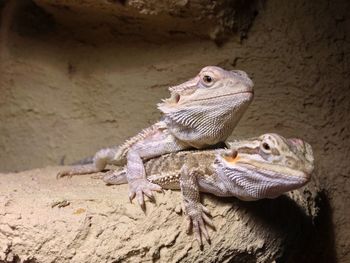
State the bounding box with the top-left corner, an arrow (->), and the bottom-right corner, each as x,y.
0,0 -> 349,262
32,0 -> 261,43
0,167 -> 323,262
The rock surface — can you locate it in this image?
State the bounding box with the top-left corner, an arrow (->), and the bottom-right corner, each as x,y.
32,0 -> 260,42
0,166 -> 323,262
0,0 -> 349,262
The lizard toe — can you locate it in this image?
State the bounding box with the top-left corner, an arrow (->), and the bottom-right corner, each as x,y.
184,202 -> 214,247
56,171 -> 69,179
128,191 -> 136,202
192,219 -> 203,248
128,179 -> 162,209
136,191 -> 145,210
201,210 -> 215,230
186,217 -> 192,234
143,189 -> 156,202
199,218 -> 210,244
201,204 -> 210,215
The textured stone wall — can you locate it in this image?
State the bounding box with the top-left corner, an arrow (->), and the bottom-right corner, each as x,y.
0,0 -> 349,262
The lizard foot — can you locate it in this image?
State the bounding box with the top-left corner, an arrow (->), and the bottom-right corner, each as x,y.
56,170 -> 74,179
185,203 -> 215,248
128,179 -> 163,209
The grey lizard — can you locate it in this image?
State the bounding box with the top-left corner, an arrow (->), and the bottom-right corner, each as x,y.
57,66 -> 254,208
103,133 -> 314,246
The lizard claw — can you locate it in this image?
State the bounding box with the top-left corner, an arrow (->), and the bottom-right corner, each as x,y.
185,204 -> 214,247
128,179 -> 162,209
56,171 -> 72,179
129,191 -> 136,203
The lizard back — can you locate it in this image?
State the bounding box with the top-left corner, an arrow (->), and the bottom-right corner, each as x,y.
145,150 -> 217,189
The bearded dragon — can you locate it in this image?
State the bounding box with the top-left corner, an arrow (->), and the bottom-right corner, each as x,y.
58,66 -> 254,208
103,133 -> 314,246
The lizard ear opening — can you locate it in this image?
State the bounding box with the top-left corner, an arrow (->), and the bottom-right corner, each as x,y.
174,93 -> 180,103
223,150 -> 238,163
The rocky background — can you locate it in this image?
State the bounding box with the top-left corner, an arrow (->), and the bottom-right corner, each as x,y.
0,0 -> 349,262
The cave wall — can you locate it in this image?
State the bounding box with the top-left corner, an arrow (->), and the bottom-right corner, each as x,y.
0,0 -> 349,262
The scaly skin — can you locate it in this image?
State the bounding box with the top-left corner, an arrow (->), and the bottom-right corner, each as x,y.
104,133 -> 314,247
57,66 -> 254,208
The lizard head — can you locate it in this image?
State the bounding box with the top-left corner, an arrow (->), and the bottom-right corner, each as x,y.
157,66 -> 254,147
215,133 -> 314,200
166,66 -> 253,98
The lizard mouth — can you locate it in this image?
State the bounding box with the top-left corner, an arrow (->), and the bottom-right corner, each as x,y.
190,91 -> 253,102
162,93 -> 181,104
220,151 -> 311,182
228,159 -> 310,182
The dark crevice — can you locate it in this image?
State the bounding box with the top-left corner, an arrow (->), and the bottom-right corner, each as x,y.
11,0 -> 55,36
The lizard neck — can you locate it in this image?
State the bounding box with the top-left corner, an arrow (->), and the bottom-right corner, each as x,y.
162,96 -> 251,148
214,159 -> 309,201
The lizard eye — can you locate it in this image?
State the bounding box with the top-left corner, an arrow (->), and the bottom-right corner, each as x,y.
262,142 -> 271,151
202,75 -> 214,85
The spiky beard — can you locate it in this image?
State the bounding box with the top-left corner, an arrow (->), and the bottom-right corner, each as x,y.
214,157 -> 307,200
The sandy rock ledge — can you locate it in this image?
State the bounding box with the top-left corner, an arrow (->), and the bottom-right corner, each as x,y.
0,167 -> 327,262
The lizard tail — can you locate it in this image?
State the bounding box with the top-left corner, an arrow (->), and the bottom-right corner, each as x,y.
60,155 -> 66,165
103,169 -> 127,185
70,156 -> 94,165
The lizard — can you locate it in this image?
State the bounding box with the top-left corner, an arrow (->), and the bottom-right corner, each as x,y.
57,66 -> 254,208
102,133 -> 314,246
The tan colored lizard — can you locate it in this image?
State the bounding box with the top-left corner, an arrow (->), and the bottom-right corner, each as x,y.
58,66 -> 254,208
103,133 -> 314,247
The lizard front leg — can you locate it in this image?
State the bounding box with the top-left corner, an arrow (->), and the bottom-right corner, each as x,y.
180,165 -> 215,247
126,148 -> 162,208
125,131 -> 188,209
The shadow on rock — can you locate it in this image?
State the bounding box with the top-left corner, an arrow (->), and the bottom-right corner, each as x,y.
218,189 -> 336,263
